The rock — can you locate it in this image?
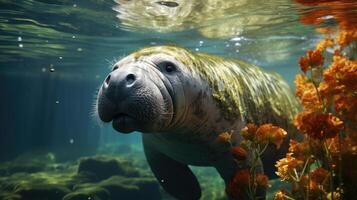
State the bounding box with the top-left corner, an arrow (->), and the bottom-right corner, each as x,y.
13,152 -> 56,164
70,171 -> 98,185
0,192 -> 22,200
62,187 -> 110,200
67,176 -> 161,200
0,163 -> 44,176
77,156 -> 140,181
0,171 -> 74,200
0,152 -> 57,176
14,183 -> 71,200
101,176 -> 161,199
0,153 -> 161,200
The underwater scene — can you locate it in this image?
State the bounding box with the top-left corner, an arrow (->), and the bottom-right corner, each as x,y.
0,0 -> 356,199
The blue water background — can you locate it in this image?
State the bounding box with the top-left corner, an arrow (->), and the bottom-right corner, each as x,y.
0,0 -> 332,162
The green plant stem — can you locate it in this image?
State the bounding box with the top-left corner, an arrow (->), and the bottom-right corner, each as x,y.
283,194 -> 296,200
338,131 -> 344,191
309,69 -> 327,111
306,162 -> 310,200
323,140 -> 335,200
259,143 -> 269,156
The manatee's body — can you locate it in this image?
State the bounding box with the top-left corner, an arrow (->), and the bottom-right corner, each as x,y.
96,46 -> 299,199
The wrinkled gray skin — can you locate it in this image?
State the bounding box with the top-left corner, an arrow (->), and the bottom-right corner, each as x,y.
97,51 -> 278,199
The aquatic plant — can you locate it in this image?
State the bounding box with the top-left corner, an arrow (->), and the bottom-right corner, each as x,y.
222,2 -> 357,198
269,1 -> 357,198
272,27 -> 357,200
221,123 -> 287,199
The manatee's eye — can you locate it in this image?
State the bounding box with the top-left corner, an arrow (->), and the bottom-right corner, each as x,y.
162,62 -> 176,73
112,65 -> 119,71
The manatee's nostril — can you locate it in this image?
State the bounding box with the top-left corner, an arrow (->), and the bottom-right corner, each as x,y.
104,75 -> 111,86
126,74 -> 136,85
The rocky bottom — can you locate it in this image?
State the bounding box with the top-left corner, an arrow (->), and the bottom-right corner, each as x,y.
0,143 -> 281,200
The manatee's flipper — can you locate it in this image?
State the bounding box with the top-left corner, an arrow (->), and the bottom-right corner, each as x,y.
143,139 -> 201,200
214,154 -> 266,200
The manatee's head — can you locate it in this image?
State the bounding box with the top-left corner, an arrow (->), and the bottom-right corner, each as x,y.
96,46 -> 203,133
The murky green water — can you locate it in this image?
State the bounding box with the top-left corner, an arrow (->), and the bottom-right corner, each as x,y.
0,0 -> 355,199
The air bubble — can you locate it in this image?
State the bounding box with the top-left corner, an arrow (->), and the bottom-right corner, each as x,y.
199,41 -> 204,46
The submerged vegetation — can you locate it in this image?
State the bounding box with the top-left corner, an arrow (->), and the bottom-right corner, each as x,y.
220,0 -> 357,198
273,34 -> 356,200
272,28 -> 357,200
222,29 -> 356,199
273,1 -> 357,199
0,151 -> 162,200
221,124 -> 287,199
0,147 -> 230,200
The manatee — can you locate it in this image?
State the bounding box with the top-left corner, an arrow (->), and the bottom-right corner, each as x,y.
96,46 -> 299,199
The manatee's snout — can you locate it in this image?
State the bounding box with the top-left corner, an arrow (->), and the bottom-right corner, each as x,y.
102,67 -> 139,103
97,63 -> 174,133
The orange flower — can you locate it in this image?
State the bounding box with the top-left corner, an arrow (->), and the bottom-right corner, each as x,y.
241,123 -> 258,141
216,131 -> 232,143
308,49 -> 324,68
256,124 -> 287,149
256,174 -> 269,189
296,0 -> 357,31
275,153 -> 305,181
315,27 -> 335,34
231,146 -> 248,161
288,140 -> 311,160
227,169 -> 270,198
327,190 -> 342,200
320,53 -> 357,126
294,111 -> 343,140
295,74 -> 323,111
310,167 -> 330,185
333,95 -> 357,123
274,189 -> 290,200
304,179 -> 325,199
270,127 -> 288,149
299,56 -> 310,73
226,169 -> 250,199
299,173 -> 328,199
299,49 -> 324,73
256,124 -> 274,145
316,38 -> 335,51
337,30 -> 357,48
323,53 -> 357,95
